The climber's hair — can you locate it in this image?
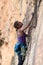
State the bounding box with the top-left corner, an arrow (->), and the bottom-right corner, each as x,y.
14,21 -> 20,29
14,21 -> 18,29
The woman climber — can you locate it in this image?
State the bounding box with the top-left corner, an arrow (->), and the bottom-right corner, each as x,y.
14,21 -> 30,65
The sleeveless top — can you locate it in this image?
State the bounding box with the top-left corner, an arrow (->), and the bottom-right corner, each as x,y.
17,33 -> 26,44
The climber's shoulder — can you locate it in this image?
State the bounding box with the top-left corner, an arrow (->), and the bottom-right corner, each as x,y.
17,29 -> 24,36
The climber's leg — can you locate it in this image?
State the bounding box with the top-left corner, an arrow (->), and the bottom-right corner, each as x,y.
18,55 -> 25,65
22,56 -> 25,64
18,55 -> 22,65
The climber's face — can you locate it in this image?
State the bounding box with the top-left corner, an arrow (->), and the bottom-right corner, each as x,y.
18,22 -> 23,29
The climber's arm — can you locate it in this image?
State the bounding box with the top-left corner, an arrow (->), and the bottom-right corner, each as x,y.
20,21 -> 31,31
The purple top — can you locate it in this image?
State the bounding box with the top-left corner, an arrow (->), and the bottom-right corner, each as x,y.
17,33 -> 26,44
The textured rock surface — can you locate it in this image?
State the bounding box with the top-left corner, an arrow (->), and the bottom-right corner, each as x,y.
0,0 -> 43,65
23,0 -> 43,65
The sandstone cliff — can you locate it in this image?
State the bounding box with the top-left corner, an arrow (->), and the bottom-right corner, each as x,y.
0,0 -> 43,65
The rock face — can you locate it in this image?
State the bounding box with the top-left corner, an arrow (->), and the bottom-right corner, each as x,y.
11,0 -> 43,65
23,0 -> 43,65
0,0 -> 43,65
0,0 -> 28,65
